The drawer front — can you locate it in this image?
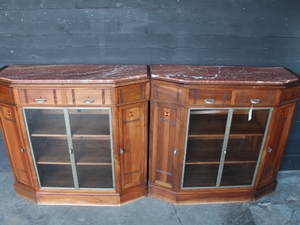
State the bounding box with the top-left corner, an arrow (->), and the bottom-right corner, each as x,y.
117,82 -> 149,104
151,83 -> 183,104
66,88 -> 112,105
281,86 -> 300,104
18,89 -> 63,105
235,89 -> 277,106
0,85 -> 13,103
188,89 -> 232,106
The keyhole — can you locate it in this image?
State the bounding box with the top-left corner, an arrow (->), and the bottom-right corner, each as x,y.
129,111 -> 134,117
165,111 -> 170,117
7,110 -> 11,116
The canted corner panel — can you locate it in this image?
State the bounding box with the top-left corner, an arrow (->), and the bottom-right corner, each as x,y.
120,104 -> 145,189
66,89 -> 112,105
18,89 -> 63,105
152,84 -> 183,104
154,106 -> 178,189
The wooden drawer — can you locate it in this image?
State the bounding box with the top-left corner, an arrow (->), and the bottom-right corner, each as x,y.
18,89 -> 63,105
188,88 -> 232,106
234,89 -> 278,106
151,83 -> 183,104
66,88 -> 112,105
281,86 -> 300,104
0,85 -> 13,103
117,82 -> 149,104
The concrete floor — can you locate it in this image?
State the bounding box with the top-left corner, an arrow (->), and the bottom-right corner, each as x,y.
1,135 -> 300,224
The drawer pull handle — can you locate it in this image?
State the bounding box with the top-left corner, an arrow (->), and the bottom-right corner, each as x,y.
250,99 -> 260,104
205,99 -> 215,104
267,147 -> 272,153
120,148 -> 124,155
21,148 -> 26,153
174,149 -> 178,155
36,98 -> 46,103
83,98 -> 94,104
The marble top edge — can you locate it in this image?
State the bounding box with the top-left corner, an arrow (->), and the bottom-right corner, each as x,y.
150,65 -> 299,85
0,64 -> 148,84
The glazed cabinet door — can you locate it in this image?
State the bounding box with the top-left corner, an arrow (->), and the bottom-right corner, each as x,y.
23,107 -> 114,189
182,108 -> 272,189
0,105 -> 32,185
150,102 -> 184,189
258,103 -> 297,187
118,102 -> 148,190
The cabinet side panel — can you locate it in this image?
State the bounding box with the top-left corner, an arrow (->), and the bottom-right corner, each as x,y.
0,105 -> 32,186
258,103 -> 297,187
152,103 -> 179,189
119,103 -> 147,190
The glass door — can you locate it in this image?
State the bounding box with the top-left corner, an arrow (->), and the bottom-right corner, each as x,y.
23,107 -> 114,189
68,108 -> 114,189
220,109 -> 271,186
182,109 -> 229,187
24,108 -> 73,188
182,108 -> 272,189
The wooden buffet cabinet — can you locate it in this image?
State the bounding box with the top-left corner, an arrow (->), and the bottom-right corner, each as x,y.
149,65 -> 300,204
0,64 -> 300,205
0,65 -> 149,205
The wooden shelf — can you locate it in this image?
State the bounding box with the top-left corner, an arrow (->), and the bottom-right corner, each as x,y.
32,137 -> 112,165
38,164 -> 74,188
188,114 -> 265,136
183,163 -> 255,188
77,165 -> 113,189
183,164 -> 219,187
70,114 -> 110,136
185,138 -> 261,165
220,163 -> 255,186
73,139 -> 112,165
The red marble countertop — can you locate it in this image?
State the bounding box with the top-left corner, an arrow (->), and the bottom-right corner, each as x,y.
150,65 -> 299,85
0,64 -> 148,84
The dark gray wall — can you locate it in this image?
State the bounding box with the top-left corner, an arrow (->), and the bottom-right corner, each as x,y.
1,0 -> 300,170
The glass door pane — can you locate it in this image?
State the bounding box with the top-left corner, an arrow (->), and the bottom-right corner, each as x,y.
220,109 -> 270,186
182,109 -> 229,188
24,108 -> 74,188
68,108 -> 113,189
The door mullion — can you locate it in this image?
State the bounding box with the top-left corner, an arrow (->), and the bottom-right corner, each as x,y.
216,108 -> 233,187
64,108 -> 79,189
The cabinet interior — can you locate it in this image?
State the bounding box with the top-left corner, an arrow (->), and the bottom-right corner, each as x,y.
182,108 -> 271,188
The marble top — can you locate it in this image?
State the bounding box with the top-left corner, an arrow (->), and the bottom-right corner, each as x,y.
150,65 -> 299,85
0,65 -> 148,84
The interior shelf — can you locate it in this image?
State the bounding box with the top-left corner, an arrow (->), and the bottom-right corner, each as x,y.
185,138 -> 260,165
32,137 -> 112,165
77,165 -> 113,189
38,164 -> 74,188
188,113 -> 265,136
183,164 -> 219,187
69,114 -> 110,136
183,163 -> 255,188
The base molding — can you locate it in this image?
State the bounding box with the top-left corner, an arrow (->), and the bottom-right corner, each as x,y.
148,181 -> 277,205
14,182 -> 147,206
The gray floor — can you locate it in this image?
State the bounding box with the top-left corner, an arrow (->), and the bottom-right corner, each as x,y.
1,135 -> 300,225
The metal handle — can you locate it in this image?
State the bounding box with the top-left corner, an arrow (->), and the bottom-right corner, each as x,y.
174,149 -> 178,155
205,99 -> 215,104
36,98 -> 46,103
21,148 -> 26,153
69,149 -> 74,154
120,148 -> 124,155
83,98 -> 94,104
250,99 -> 260,104
267,147 -> 272,153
